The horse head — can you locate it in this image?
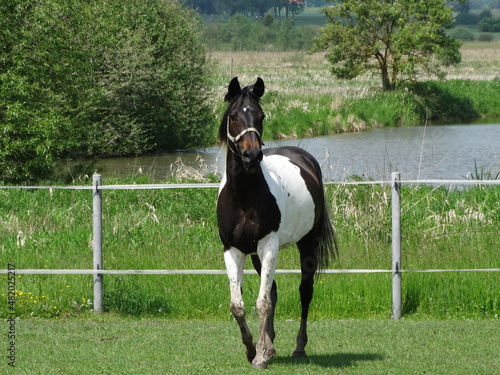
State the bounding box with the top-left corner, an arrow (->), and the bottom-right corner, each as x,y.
220,77 -> 265,171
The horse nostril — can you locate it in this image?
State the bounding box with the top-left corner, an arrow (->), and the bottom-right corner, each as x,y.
242,149 -> 263,167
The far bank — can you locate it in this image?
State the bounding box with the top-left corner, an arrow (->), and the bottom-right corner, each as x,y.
254,79 -> 500,140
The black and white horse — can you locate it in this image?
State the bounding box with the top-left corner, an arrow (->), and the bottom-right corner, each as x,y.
217,77 -> 337,369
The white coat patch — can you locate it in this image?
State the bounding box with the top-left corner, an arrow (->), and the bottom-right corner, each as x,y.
260,154 -> 315,249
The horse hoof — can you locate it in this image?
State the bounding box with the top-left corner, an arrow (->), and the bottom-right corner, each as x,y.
246,343 -> 257,363
264,348 -> 276,361
252,360 -> 267,370
292,350 -> 307,358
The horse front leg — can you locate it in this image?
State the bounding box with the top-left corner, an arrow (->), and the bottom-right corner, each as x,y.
252,234 -> 279,369
251,255 -> 278,346
224,248 -> 256,363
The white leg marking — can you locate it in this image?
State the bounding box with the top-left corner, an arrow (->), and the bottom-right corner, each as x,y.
224,248 -> 246,318
256,233 -> 279,310
225,248 -> 255,362
253,233 -> 279,369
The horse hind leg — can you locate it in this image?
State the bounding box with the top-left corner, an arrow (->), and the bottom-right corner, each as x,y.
224,248 -> 256,362
293,236 -> 319,358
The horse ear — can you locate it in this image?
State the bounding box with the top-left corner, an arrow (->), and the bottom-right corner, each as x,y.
225,77 -> 241,102
253,77 -> 265,99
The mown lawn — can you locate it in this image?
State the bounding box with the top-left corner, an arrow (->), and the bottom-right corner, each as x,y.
3,316 -> 499,374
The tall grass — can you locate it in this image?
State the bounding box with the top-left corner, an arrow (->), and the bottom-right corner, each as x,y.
1,176 -> 499,319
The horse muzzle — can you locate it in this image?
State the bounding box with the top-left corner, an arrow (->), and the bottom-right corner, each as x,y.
241,148 -> 263,171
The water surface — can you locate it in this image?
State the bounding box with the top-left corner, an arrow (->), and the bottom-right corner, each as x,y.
89,124 -> 500,181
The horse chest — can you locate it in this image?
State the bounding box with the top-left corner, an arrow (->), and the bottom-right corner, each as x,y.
217,180 -> 281,254
217,153 -> 317,254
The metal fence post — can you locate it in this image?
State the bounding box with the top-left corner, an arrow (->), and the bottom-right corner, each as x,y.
391,172 -> 402,320
92,174 -> 103,313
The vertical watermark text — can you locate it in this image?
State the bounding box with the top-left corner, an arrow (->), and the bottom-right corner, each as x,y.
6,264 -> 16,367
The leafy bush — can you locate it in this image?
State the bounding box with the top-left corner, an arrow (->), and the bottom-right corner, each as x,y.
0,0 -> 212,183
477,33 -> 495,42
479,9 -> 493,20
478,17 -> 500,32
450,26 -> 476,41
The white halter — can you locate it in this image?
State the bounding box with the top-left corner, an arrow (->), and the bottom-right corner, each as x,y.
226,115 -> 262,144
226,116 -> 263,156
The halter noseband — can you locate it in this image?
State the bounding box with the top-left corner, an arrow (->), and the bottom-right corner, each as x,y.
226,116 -> 263,155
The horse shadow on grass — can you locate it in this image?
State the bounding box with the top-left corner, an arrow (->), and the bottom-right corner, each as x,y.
272,352 -> 384,369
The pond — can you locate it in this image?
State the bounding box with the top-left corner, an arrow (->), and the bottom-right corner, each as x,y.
86,123 -> 500,181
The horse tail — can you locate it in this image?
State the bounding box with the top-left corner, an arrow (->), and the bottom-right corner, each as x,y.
317,199 -> 338,272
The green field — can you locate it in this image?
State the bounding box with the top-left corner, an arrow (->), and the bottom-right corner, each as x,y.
2,317 -> 499,374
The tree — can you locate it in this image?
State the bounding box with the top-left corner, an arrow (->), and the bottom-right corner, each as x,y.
251,0 -> 274,16
218,0 -> 248,15
451,0 -> 470,13
311,0 -> 462,91
183,0 -> 218,14
273,0 -> 305,18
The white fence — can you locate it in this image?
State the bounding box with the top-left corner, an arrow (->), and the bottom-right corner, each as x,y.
2,173 -> 500,319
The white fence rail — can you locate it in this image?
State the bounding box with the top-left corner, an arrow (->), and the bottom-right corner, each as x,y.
2,173 -> 500,319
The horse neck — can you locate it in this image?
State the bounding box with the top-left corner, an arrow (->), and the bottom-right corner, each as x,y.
224,147 -> 265,195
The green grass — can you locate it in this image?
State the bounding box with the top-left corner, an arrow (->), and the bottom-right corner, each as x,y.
1,177 -> 499,319
2,317 -> 499,374
283,79 -> 500,135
